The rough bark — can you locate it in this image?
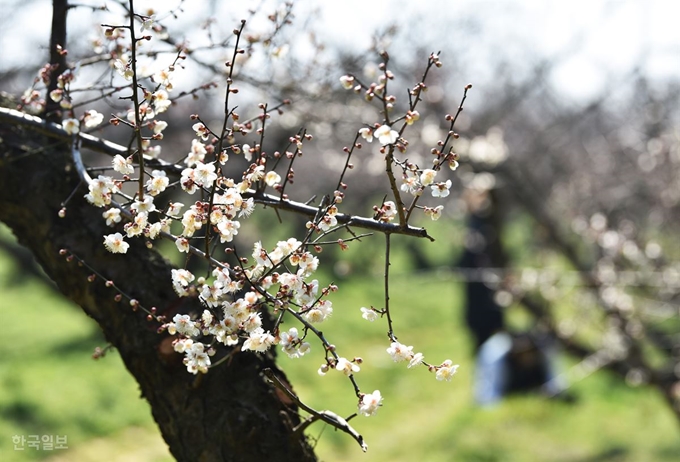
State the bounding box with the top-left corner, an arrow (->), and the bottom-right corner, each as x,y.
0,114 -> 317,460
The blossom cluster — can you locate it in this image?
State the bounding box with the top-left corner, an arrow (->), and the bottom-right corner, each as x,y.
65,10 -> 463,430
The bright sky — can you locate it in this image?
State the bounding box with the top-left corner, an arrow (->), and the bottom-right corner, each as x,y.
1,0 -> 678,101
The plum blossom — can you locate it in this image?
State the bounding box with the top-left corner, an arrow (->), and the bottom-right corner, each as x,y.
265,171 -> 281,187
435,360 -> 459,381
185,139 -> 207,166
184,341 -> 211,374
131,196 -> 156,214
400,170 -> 420,195
171,268 -> 194,296
279,327 -> 311,358
103,232 -> 129,253
167,314 -> 200,337
379,201 -> 398,222
408,352 -> 424,369
83,110 -> 104,128
302,299 -> 333,323
374,124 -> 398,145
114,56 -> 133,80
217,218 -> 240,243
167,202 -> 184,217
175,237 -> 190,253
192,122 -> 210,140
193,161 -> 217,186
335,357 -> 360,376
242,327 -> 275,353
360,307 -> 378,322
424,205 -> 444,221
420,168 -> 437,186
102,208 -> 121,226
359,127 -> 373,142
146,170 -> 169,196
339,75 -> 354,89
85,175 -> 118,207
124,212 -> 148,237
386,341 -> 414,362
62,118 -> 80,135
359,390 -> 383,417
431,179 -> 452,198
112,155 -> 134,175
152,90 -> 171,112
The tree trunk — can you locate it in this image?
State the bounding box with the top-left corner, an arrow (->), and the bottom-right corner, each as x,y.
0,114 -> 317,461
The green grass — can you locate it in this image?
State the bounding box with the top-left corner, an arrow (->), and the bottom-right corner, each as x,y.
0,223 -> 679,461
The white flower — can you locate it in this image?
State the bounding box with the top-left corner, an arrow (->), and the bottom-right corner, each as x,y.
242,327 -> 275,353
217,219 -> 240,243
140,14 -> 156,32
152,90 -> 171,112
181,207 -> 203,237
431,179 -> 452,198
171,268 -> 194,296
359,390 -> 383,417
184,341 -> 211,374
152,120 -> 168,135
386,341 -> 413,362
381,201 -> 398,222
62,118 -> 80,135
265,171 -> 281,187
114,56 -> 133,80
408,352 -> 424,369
85,175 -> 118,207
435,360 -> 459,381
280,327 -> 311,358
242,144 -> 252,162
360,307 -> 378,322
146,222 -> 162,239
401,170 -> 420,195
359,127 -> 373,143
103,232 -> 129,253
102,208 -> 121,226
374,124 -> 399,145
112,155 -> 134,175
49,89 -> 63,102
167,202 -> 184,217
153,69 -> 173,90
339,75 -> 354,90
242,313 -> 263,333
420,169 -> 437,186
302,299 -> 333,323
335,357 -> 360,376
192,122 -> 210,140
239,198 -> 255,218
168,314 -> 200,337
124,212 -> 148,237
424,205 -> 444,221
185,139 -> 207,166
131,196 -> 156,214
83,110 -> 104,128
175,237 -> 190,253
146,170 -> 169,196
193,161 -> 217,186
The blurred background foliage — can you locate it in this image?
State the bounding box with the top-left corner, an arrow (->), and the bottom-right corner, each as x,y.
2,0 -> 680,460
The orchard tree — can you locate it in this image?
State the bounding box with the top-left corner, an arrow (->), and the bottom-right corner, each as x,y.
0,1 -> 468,460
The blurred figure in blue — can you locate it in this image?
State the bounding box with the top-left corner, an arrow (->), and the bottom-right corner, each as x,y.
459,188 -> 566,405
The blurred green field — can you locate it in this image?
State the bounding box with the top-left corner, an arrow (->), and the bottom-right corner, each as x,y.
1,224 -> 679,462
